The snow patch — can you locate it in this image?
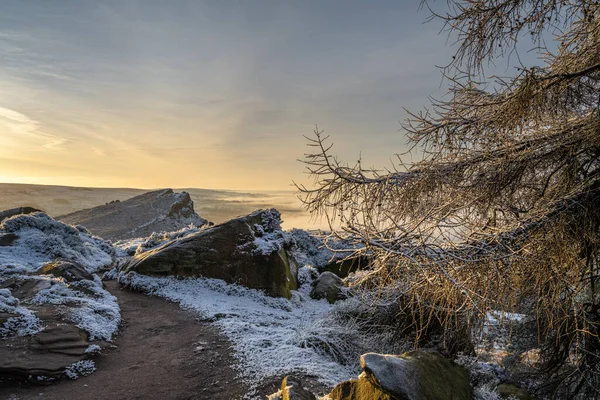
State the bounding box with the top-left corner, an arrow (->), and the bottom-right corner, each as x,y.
297,265 -> 319,295
113,224 -> 201,257
64,360 -> 96,379
85,344 -> 102,354
485,311 -> 526,325
0,288 -> 44,338
102,267 -> 119,281
31,276 -> 120,341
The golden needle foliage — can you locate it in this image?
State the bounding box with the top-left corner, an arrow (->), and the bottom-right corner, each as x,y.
297,1 -> 600,397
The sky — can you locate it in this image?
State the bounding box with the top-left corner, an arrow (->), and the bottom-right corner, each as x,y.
0,1 -> 503,190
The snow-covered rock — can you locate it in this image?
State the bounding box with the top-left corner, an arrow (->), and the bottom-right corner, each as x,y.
0,210 -> 120,381
287,229 -> 367,278
124,209 -> 298,298
58,189 -> 208,241
0,274 -> 120,379
0,212 -> 113,274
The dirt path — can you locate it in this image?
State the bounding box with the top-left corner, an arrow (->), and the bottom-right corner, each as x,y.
1,281 -> 249,400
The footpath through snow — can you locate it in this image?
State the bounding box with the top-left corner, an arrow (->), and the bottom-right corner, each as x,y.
117,272 -> 358,389
2,280 -> 248,400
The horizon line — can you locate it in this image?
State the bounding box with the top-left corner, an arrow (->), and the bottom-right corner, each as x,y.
0,181 -> 298,193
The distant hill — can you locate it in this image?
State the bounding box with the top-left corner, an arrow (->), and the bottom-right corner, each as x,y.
57,189 -> 207,241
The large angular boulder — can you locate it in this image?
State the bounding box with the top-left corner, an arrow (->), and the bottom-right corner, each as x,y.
58,189 -> 208,241
124,209 -> 298,298
310,272 -> 345,303
328,351 -> 472,400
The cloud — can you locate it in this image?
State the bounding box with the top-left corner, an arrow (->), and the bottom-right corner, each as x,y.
0,106 -> 70,150
0,1 -> 472,190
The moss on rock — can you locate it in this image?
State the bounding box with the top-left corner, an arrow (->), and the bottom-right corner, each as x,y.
329,374 -> 394,400
328,350 -> 472,400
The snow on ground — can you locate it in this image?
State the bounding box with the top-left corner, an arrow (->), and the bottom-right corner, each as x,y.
64,360 -> 97,379
485,310 -> 526,325
118,269 -> 359,391
112,224 -> 201,257
0,212 -> 113,274
478,310 -> 528,352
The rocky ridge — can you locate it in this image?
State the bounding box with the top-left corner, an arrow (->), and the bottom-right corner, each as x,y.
57,189 -> 208,241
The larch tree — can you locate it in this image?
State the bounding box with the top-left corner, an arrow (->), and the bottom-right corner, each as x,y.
297,1 -> 600,397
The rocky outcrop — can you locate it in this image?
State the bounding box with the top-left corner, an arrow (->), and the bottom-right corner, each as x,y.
310,272 -> 345,303
0,275 -> 110,380
123,209 -> 298,298
0,207 -> 42,224
0,211 -> 119,382
58,189 -> 208,241
0,304 -> 91,378
328,351 -> 472,400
